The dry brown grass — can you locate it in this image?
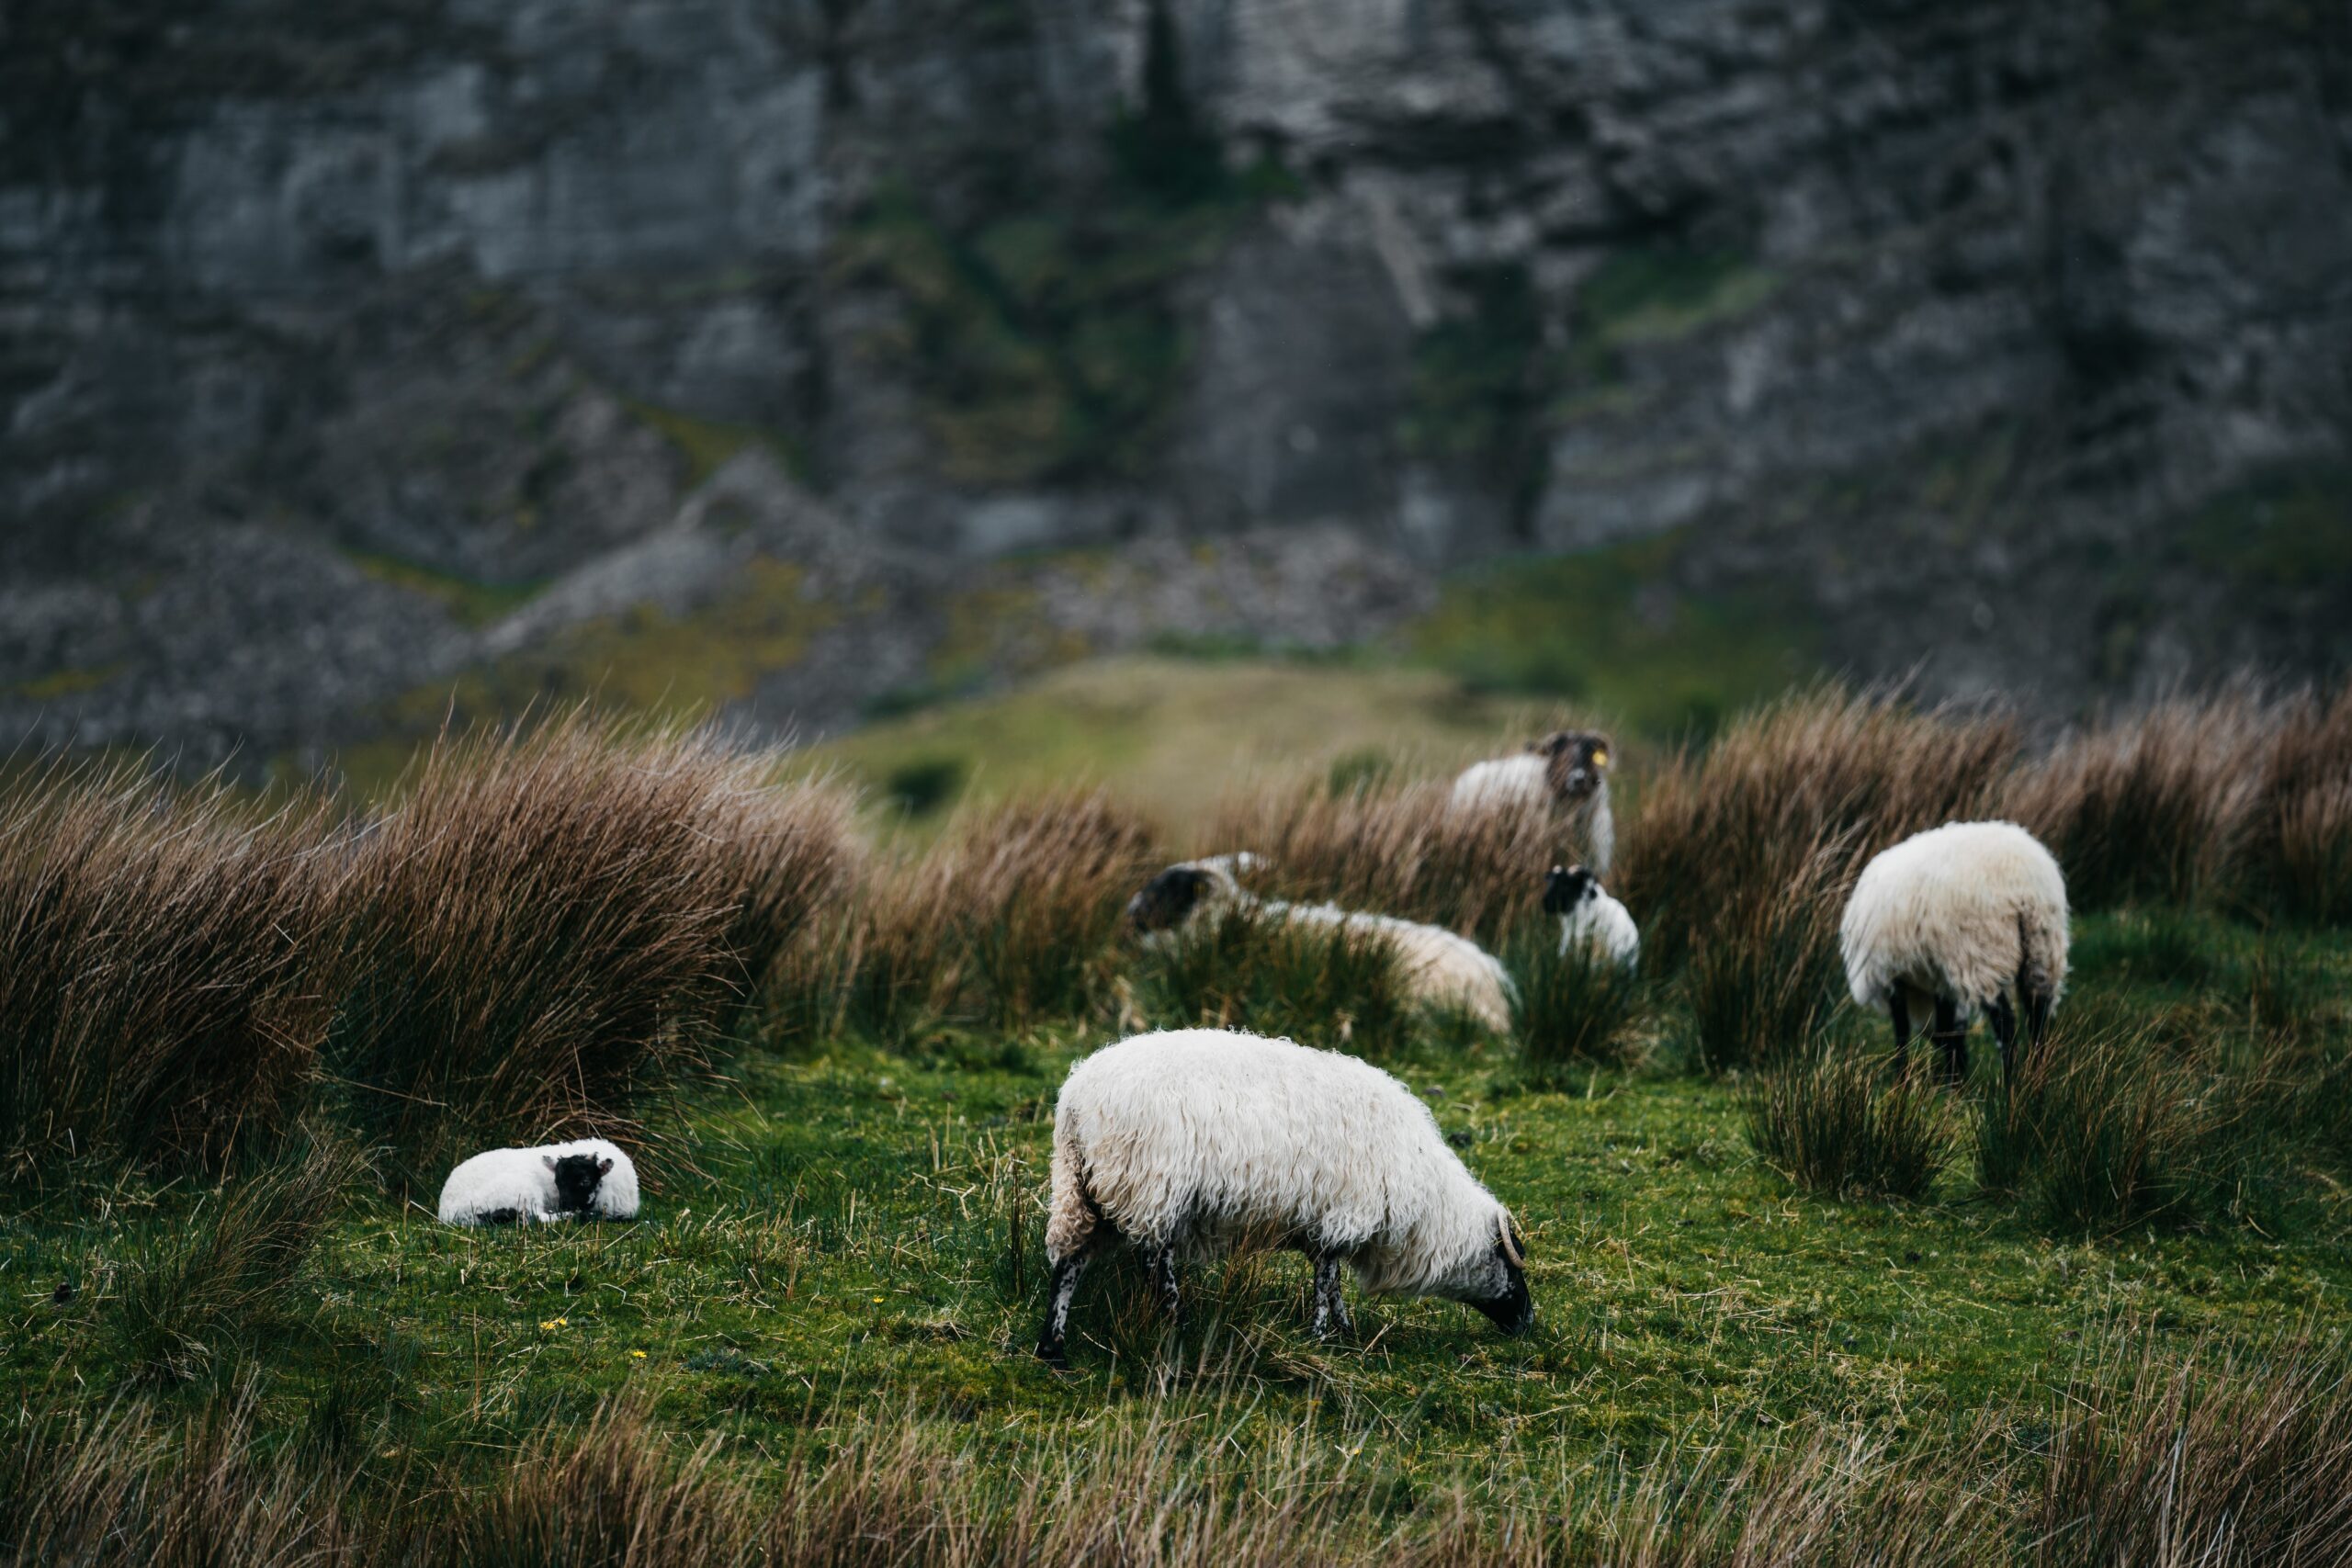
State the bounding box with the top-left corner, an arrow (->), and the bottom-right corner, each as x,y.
7,1328 -> 2349,1567
2003,692 -> 2267,912
0,761 -> 341,1182
773,789 -> 1159,1045
2028,1333 -> 2352,1566
324,716 -> 817,1175
2245,684 -> 2352,923
1,1397 -> 356,1568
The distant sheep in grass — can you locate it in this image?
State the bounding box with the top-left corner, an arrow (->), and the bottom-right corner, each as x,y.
1840,820 -> 2069,1085
437,1138 -> 640,1226
1035,1027 -> 1531,1367
1451,730 -> 1616,875
1543,864 -> 1639,969
1125,854 -> 1518,1032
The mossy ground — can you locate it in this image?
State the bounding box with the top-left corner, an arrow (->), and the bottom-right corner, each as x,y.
6,912 -> 2346,1514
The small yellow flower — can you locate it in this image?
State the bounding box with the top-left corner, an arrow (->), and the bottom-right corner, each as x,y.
539,1316 -> 568,1331
871,1295 -> 885,1303
630,1349 -> 648,1360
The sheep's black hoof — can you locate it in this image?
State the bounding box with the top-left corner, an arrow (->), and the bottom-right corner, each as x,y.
1035,1341 -> 1072,1371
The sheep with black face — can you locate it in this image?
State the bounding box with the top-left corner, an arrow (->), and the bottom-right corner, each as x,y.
1035,1028 -> 1532,1368
1544,863 -> 1640,969
436,1137 -> 641,1226
1452,731 -> 1616,875
1125,854 -> 1517,1032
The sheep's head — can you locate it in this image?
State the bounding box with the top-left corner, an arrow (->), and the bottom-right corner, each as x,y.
1532,731 -> 1611,802
1455,1210 -> 1534,1337
1125,860 -> 1246,935
1543,864 -> 1598,915
544,1152 -> 613,1214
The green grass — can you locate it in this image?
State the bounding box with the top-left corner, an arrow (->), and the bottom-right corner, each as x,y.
5,910 -> 2346,1531
1410,534 -> 1823,738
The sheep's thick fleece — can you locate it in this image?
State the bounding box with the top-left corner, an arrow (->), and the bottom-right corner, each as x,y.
1841,820 -> 2069,1018
1046,1029 -> 1512,1298
436,1138 -> 640,1225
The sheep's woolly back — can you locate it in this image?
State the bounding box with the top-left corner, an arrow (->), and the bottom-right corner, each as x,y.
1148,859 -> 1517,1030
1840,820 -> 2069,1018
1046,1030 -> 1510,1298
436,1137 -> 641,1225
1265,897 -> 1518,1032
1450,754 -> 1550,811
1449,756 -> 1615,874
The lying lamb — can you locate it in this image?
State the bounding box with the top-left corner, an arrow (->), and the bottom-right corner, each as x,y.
1036,1028 -> 1532,1367
1840,820 -> 2069,1085
437,1137 -> 641,1226
1125,855 -> 1517,1032
1543,864 -> 1639,968
1451,730 -> 1616,875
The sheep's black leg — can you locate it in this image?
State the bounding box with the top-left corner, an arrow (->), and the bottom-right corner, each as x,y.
1888,992 -> 1914,1081
1932,996 -> 1967,1089
2022,980 -> 2052,1064
1035,1254 -> 1091,1368
1146,1245 -> 1182,1327
1309,1254 -> 1352,1339
1985,993 -> 2018,1088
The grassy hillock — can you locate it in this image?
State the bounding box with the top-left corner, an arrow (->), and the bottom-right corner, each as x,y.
5,687 -> 2351,1564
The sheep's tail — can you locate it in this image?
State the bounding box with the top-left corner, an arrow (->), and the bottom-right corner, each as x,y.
2016,902 -> 2067,1004
1043,1109 -> 1101,1267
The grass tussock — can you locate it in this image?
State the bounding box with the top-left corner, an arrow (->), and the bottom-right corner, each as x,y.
2004,693 -> 2265,912
1973,1013 -> 2248,1233
1506,930 -> 1645,1080
1742,1049 -> 1954,1201
103,1138 -> 359,1388
706,773 -> 865,1019
2030,1334 -> 2352,1567
1679,831 -> 1849,1073
0,761 -> 340,1183
2245,683 -> 2352,923
777,789 -> 1157,1046
326,716 -> 759,1170
0,1398 -> 355,1568
1124,904 -> 1417,1058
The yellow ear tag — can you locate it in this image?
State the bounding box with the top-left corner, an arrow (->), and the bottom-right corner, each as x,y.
1593,749 -> 1610,768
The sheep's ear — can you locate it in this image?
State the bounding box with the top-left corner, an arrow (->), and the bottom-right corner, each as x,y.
543,1155 -> 558,1171
596,1157 -> 614,1176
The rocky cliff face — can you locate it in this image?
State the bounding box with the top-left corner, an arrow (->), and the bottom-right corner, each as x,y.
4,0 -> 2348,766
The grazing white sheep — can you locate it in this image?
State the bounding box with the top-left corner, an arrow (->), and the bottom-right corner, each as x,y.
1543,864 -> 1639,969
1451,730 -> 1616,875
1840,820 -> 2069,1084
1125,855 -> 1518,1032
436,1138 -> 641,1226
1035,1028 -> 1531,1366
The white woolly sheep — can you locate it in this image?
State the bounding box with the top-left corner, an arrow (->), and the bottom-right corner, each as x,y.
1840,820 -> 2069,1085
1542,864 -> 1639,969
1035,1027 -> 1531,1366
436,1137 -> 641,1226
1450,730 -> 1616,875
1125,855 -> 1518,1032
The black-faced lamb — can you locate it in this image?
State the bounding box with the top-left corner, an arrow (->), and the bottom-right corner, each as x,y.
1035,1028 -> 1532,1367
1839,820 -> 2069,1085
436,1137 -> 641,1226
1543,864 -> 1639,968
1125,854 -> 1517,1032
1451,730 -> 1616,874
